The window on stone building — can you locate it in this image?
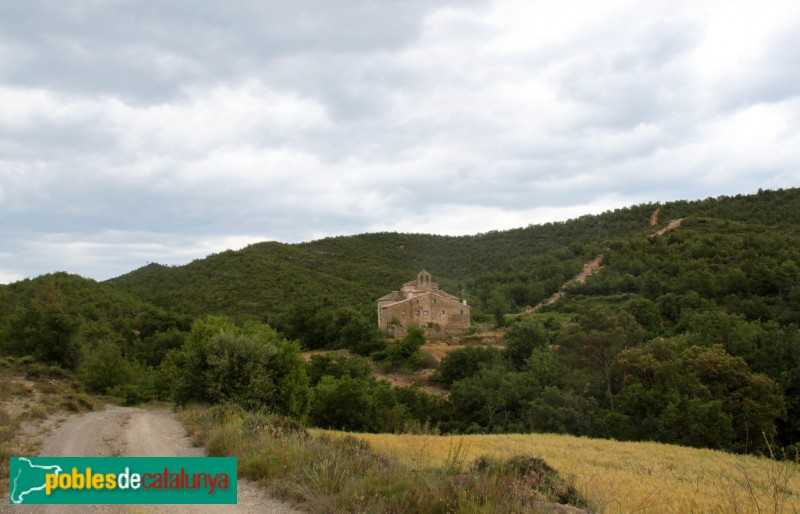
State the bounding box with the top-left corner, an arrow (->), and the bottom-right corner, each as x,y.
423,311 -> 428,316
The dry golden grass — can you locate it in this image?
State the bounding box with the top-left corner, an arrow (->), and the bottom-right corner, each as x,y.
316,430 -> 800,513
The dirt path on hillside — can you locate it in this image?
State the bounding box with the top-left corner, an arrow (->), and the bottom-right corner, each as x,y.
1,406 -> 302,514
649,207 -> 661,226
528,255 -> 604,312
653,218 -> 685,236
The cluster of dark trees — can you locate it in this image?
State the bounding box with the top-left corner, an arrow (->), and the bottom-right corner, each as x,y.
1,188 -> 799,456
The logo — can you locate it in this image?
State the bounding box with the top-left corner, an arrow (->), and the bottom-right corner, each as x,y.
9,457 -> 237,505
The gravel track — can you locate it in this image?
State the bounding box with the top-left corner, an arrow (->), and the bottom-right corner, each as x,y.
2,406 -> 302,514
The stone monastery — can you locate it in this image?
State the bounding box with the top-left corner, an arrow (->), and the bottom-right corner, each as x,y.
377,270 -> 470,336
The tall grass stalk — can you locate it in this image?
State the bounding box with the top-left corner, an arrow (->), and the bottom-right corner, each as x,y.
177,404 -> 590,514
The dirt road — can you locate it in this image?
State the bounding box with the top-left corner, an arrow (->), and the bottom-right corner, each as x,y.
2,406 -> 302,514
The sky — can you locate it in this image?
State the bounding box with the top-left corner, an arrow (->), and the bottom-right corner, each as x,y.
2,0 -> 799,283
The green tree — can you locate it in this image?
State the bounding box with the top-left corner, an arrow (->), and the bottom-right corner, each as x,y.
449,368 -> 538,433
382,326 -> 429,369
434,345 -> 504,386
504,317 -> 549,370
309,376 -> 403,432
174,317 -> 310,419
614,338 -> 785,452
486,289 -> 512,328
7,305 -> 81,369
307,351 -> 373,385
623,298 -> 662,339
79,338 -> 132,393
560,307 -> 644,407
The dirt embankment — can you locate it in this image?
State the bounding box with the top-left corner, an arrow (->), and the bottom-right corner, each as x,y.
1,406 -> 301,514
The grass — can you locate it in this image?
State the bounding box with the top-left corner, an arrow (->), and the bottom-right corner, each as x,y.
0,356 -> 99,490
329,431 -> 800,513
177,404 -> 591,513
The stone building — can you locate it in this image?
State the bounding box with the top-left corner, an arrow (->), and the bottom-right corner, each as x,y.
377,270 -> 470,336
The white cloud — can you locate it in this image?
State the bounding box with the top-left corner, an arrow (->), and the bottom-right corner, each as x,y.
13,231 -> 275,281
106,81 -> 331,156
1,0 -> 799,281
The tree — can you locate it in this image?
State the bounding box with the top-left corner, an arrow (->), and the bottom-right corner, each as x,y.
382,326 -> 429,369
504,317 -> 549,370
7,305 -> 80,369
307,351 -> 373,385
309,376 -> 402,432
559,307 -> 644,407
449,368 -> 538,433
333,308 -> 385,356
79,338 -> 132,393
174,317 -> 310,419
623,298 -> 662,339
613,338 -> 785,452
434,345 -> 504,386
486,289 -> 512,328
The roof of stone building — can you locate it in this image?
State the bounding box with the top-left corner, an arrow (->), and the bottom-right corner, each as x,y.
377,291 -> 405,302
378,271 -> 465,306
378,289 -> 465,308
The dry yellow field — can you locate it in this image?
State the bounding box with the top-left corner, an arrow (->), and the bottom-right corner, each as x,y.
318,430 -> 800,513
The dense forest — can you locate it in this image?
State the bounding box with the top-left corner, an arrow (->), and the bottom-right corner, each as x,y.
1,188 -> 799,455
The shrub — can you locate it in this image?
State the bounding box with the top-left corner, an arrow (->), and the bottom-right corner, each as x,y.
173,317 -> 311,419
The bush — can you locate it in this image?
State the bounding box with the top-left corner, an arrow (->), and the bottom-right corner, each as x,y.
307,352 -> 373,386
378,327 -> 432,371
173,317 -> 311,419
504,318 -> 549,370
433,345 -> 505,386
79,339 -> 132,394
309,376 -> 403,432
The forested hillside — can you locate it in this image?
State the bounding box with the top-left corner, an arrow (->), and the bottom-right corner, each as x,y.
2,188 -> 800,456
105,188 -> 800,323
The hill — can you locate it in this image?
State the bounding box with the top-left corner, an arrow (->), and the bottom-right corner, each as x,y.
105,188 -> 800,325
3,187 -> 800,459
0,272 -> 190,372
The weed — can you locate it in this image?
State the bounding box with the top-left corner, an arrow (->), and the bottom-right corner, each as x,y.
443,437 -> 468,475
35,381 -> 59,394
26,405 -> 48,421
730,433 -> 800,514
178,405 -> 591,513
24,363 -> 72,380
0,407 -> 16,443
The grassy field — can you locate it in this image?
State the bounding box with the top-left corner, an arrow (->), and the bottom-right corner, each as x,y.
180,405 -> 593,513
323,431 -> 800,513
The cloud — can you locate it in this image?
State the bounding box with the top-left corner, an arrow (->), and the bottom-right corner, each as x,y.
0,230 -> 275,282
1,0 -> 799,281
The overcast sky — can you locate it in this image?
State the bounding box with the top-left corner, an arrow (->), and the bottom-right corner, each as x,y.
2,0 -> 799,283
